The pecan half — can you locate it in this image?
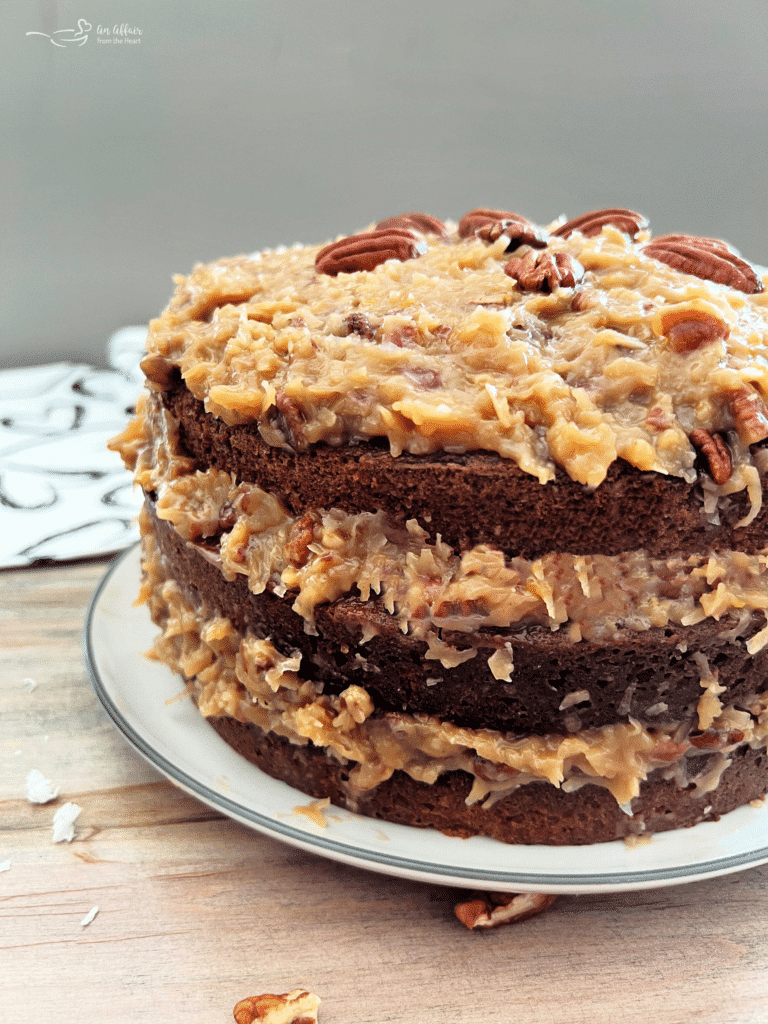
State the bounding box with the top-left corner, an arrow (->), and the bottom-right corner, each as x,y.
458,208 -> 549,250
642,234 -> 763,294
553,207 -> 648,239
375,211 -> 448,236
659,309 -> 730,353
504,250 -> 584,292
690,429 -> 732,484
731,386 -> 768,445
455,891 -> 557,930
315,228 -> 425,276
233,989 -> 320,1024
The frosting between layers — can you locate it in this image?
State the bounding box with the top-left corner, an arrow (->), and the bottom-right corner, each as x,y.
140,221 -> 768,488
141,525 -> 768,810
114,393 -> 768,659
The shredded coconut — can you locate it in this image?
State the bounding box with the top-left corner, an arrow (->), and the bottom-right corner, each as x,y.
80,906 -> 99,927
488,643 -> 514,681
26,769 -> 60,804
644,702 -> 669,717
51,802 -> 82,843
558,689 -> 591,711
747,612 -> 768,655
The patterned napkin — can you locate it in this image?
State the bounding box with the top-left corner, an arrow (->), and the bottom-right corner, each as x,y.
0,327 -> 147,568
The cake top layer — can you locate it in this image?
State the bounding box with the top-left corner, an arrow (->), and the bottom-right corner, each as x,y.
142,207 -> 768,488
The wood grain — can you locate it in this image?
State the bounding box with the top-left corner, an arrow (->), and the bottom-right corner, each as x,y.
2,561 -> 767,1024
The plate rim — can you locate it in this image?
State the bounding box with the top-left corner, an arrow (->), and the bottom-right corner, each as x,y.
83,544 -> 768,894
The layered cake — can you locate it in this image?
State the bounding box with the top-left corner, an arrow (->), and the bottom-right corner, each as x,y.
111,206 -> 768,844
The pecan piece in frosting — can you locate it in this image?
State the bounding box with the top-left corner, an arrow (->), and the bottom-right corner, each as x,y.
139,353 -> 177,389
731,386 -> 768,445
642,235 -> 763,294
553,207 -> 648,240
455,891 -> 558,930
217,500 -> 238,532
690,429 -> 732,484
646,406 -> 674,432
570,289 -> 593,313
341,312 -> 376,340
504,250 -> 584,292
659,309 -> 730,353
263,389 -> 308,450
375,211 -> 448,236
233,989 -> 320,1024
285,511 -> 316,566
458,208 -> 549,250
315,228 -> 425,276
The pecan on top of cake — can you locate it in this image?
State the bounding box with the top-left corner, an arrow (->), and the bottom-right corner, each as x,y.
143,210 -> 768,490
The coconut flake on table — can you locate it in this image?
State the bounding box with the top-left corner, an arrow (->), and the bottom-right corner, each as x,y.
51,802 -> 82,843
80,906 -> 99,927
26,769 -> 60,804
21,677 -> 38,693
0,861 -> 10,873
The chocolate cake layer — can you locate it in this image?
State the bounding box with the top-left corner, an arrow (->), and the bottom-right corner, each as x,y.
162,379 -> 768,561
150,502 -> 768,736
208,714 -> 768,845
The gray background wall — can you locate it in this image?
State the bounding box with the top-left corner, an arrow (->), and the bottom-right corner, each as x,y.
3,0 -> 767,370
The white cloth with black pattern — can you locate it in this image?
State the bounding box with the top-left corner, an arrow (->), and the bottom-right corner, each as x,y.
0,327 -> 146,567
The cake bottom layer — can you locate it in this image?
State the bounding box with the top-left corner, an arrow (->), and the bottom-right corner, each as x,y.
207,713 -> 768,846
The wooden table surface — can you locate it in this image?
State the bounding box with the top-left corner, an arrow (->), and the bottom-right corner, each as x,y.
2,558 -> 768,1024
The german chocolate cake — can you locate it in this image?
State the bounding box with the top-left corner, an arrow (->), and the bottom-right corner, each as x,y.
111,206 -> 768,844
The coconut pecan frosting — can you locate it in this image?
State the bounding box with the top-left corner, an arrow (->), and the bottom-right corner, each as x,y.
140,206 -> 768,494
